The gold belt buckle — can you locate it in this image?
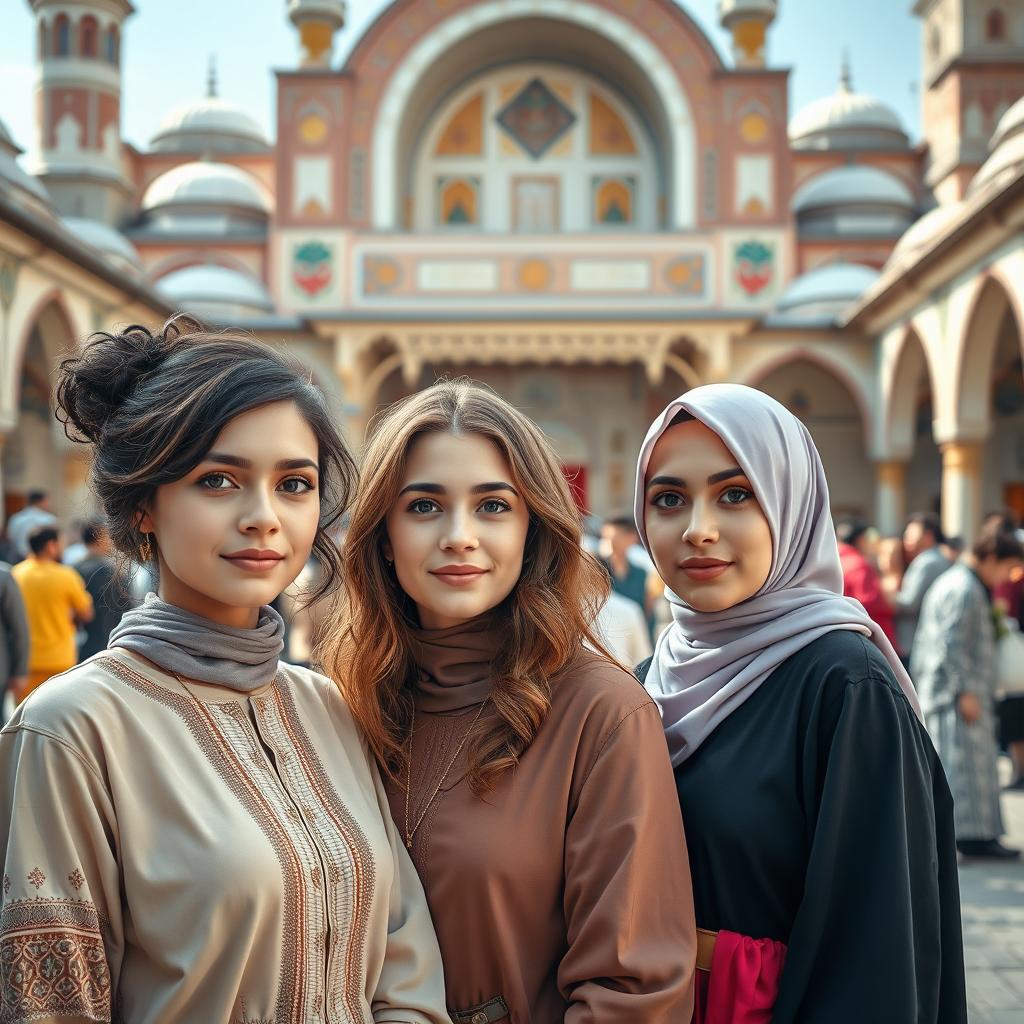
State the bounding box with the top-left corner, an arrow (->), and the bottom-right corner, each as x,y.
696,927 -> 717,973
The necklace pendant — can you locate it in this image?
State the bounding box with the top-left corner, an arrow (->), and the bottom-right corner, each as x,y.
405,836 -> 413,849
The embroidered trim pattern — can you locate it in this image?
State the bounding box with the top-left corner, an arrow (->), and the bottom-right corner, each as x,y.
0,898 -> 112,1023
266,684 -> 376,1024
96,657 -> 368,1023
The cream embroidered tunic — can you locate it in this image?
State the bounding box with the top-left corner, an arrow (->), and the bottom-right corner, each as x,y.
0,651 -> 448,1024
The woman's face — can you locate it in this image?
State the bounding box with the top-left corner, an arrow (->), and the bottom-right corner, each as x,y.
643,419 -> 773,612
140,401 -> 321,628
384,431 -> 531,630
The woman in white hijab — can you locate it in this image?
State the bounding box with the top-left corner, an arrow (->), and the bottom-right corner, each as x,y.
634,384 -> 966,1024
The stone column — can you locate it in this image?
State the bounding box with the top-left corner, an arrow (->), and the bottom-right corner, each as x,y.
940,440 -> 984,543
874,459 -> 907,536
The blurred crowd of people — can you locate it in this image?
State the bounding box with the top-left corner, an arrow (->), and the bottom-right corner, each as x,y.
0,490 -> 139,709
835,509 -> 1024,859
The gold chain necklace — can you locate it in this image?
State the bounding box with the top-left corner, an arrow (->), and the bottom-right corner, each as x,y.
404,698 -> 489,850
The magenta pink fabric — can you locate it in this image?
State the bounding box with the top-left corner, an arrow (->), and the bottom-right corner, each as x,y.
693,930 -> 787,1024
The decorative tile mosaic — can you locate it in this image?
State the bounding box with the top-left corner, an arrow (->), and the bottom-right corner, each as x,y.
496,78 -> 577,160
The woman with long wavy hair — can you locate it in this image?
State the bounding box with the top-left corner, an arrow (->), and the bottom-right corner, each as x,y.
319,379 -> 696,1024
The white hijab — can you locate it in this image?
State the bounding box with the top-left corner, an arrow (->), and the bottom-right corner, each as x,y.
633,383 -> 921,766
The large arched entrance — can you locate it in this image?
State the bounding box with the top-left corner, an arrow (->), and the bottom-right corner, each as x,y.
363,0 -> 706,229
754,358 -> 873,520
951,275 -> 1024,539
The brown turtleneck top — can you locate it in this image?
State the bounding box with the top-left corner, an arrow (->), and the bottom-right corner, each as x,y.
384,619 -> 696,1024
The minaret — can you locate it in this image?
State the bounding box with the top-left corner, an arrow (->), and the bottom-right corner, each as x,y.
27,0 -> 134,225
718,0 -> 778,69
287,0 -> 346,69
914,0 -> 1024,202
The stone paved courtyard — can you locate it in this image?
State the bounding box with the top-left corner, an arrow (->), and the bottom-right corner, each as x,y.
962,766 -> 1024,1023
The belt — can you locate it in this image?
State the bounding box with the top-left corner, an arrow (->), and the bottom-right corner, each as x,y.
450,996 -> 510,1023
696,927 -> 717,973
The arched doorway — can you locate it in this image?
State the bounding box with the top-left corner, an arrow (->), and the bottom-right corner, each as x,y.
954,275 -> 1024,538
977,286 -> 1024,523
755,358 -> 872,519
3,300 -> 81,526
888,327 -> 942,527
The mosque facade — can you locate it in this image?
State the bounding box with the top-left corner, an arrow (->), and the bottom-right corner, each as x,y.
2,0 -> 1024,543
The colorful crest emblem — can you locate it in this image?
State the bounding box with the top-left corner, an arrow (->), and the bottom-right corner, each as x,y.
734,240 -> 773,296
293,241 -> 332,296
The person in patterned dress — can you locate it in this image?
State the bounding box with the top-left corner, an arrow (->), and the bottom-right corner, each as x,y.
912,523 -> 1024,859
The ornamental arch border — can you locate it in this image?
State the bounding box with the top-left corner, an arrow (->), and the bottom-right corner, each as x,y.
367,0 -> 698,230
737,344 -> 876,453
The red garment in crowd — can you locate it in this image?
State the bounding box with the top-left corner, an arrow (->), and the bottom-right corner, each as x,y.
693,931 -> 787,1024
837,542 -> 898,649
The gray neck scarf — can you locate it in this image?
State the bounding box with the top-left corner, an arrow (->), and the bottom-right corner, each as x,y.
108,593 -> 285,691
634,383 -> 922,766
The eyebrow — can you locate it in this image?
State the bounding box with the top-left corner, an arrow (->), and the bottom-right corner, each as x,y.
398,481 -> 520,497
646,467 -> 746,490
204,453 -> 319,472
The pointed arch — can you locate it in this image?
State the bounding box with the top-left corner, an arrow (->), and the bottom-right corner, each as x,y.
954,270 -> 1024,439
739,346 -> 873,451
884,325 -> 940,458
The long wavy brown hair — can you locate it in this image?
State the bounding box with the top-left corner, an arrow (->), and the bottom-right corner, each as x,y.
318,379 -> 613,794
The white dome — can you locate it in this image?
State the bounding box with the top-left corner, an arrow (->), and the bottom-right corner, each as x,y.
889,203 -> 962,261
62,217 -> 139,269
792,166 -> 914,212
969,131 -> 1024,195
789,83 -> 907,151
142,161 -> 270,214
150,97 -> 268,153
775,262 -> 880,319
157,264 -> 274,313
990,96 -> 1024,152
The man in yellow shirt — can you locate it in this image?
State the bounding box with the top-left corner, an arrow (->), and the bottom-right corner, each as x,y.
11,526 -> 93,702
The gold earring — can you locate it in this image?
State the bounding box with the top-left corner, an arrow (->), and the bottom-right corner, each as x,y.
140,534 -> 153,562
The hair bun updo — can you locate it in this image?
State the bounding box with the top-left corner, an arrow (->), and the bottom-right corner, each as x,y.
56,315 -> 200,443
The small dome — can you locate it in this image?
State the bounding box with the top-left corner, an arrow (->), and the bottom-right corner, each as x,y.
719,0 -> 778,24
63,217 -> 140,271
990,96 -> 1024,153
773,262 -> 880,322
889,203 -> 962,262
142,161 -> 270,215
969,131 -> 1024,195
150,97 -> 268,154
792,166 -> 914,213
157,264 -> 274,318
789,67 -> 907,152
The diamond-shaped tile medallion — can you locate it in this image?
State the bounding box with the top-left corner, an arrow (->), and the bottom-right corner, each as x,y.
496,78 -> 577,160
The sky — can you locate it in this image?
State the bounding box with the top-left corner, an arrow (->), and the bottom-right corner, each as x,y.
0,0 -> 923,158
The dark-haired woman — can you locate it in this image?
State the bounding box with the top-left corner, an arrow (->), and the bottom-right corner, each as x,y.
0,318 -> 449,1023
634,383 -> 966,1023
318,380 -> 696,1023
